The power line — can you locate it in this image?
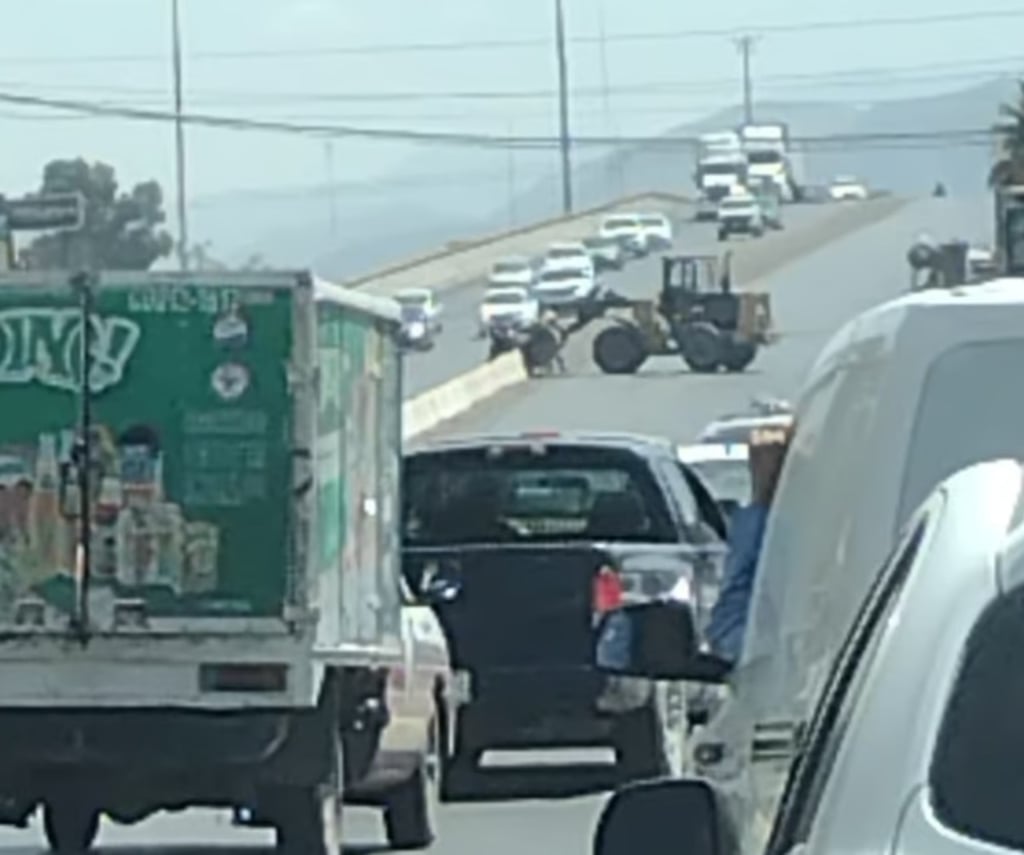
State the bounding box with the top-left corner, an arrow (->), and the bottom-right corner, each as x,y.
1,8 -> 1022,65
0,53 -> 1020,107
0,87 -> 1004,151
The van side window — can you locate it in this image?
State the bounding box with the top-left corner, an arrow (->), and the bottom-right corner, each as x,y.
930,586 -> 1024,851
744,355 -> 885,711
900,338 -> 1024,524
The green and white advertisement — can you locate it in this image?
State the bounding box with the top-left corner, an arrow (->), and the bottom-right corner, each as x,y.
0,278 -> 295,623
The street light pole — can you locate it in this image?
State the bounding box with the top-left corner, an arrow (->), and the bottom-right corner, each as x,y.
171,0 -> 190,271
554,0 -> 573,214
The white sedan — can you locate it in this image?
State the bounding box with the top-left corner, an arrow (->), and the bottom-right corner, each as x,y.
828,175 -> 870,201
488,256 -> 535,288
543,241 -> 594,277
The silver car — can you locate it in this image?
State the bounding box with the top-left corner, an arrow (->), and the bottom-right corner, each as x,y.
591,457 -> 1024,855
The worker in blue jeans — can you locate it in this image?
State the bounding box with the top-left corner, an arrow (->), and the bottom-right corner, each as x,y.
707,425 -> 793,664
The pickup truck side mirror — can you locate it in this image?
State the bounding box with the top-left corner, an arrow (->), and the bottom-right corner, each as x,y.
594,778 -> 740,855
594,601 -> 732,683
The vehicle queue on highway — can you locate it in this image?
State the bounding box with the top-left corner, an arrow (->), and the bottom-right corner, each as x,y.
379,178 -> 1024,855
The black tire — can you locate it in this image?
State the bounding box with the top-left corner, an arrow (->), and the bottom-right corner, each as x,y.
678,322 -> 724,373
384,717 -> 441,849
523,325 -> 562,373
722,340 -> 758,372
42,801 -> 100,855
717,229 -> 727,242
593,325 -> 648,375
613,705 -> 666,782
274,787 -> 341,855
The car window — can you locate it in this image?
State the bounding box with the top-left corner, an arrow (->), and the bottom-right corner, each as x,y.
402,446 -> 677,545
899,338 -> 1024,526
768,513 -> 931,853
930,585 -> 1024,851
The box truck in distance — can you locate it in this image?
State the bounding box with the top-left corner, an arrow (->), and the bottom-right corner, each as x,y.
0,271 -> 410,854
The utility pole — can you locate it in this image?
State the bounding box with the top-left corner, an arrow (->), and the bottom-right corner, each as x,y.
596,0 -> 624,199
171,0 -> 190,271
735,34 -> 758,125
554,0 -> 573,214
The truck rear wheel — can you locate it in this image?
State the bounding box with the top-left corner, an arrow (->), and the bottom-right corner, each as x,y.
42,800 -> 100,855
384,716 -> 440,849
274,788 -> 341,855
593,325 -> 647,374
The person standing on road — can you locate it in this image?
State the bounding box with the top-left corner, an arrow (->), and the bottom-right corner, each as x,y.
706,424 -> 793,664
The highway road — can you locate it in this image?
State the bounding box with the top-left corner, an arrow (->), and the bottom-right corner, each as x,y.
0,194 -> 989,854
402,199 -> 903,397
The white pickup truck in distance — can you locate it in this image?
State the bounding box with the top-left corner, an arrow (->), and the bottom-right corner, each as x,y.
478,286 -> 540,334
543,241 -> 595,277
534,265 -> 598,310
717,192 -> 765,240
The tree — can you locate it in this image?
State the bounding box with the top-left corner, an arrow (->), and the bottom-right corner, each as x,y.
990,81 -> 1024,188
18,158 -> 174,270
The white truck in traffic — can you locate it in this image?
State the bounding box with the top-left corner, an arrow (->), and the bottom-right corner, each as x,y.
739,122 -> 803,202
694,133 -> 750,221
0,271 -> 440,855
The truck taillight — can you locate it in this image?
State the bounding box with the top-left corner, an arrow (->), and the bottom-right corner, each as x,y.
592,565 -> 624,615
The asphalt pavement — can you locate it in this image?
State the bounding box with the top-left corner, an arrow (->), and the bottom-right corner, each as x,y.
0,194 -> 990,855
401,200 -> 891,397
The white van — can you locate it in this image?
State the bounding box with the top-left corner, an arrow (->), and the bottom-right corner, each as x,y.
596,277 -> 1024,851
719,277 -> 1024,843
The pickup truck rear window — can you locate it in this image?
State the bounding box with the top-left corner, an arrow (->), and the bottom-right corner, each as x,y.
403,445 -> 676,545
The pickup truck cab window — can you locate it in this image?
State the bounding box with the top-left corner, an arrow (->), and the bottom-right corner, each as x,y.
402,445 -> 678,545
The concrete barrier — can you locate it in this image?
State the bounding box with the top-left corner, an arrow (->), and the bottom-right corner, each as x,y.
402,351 -> 527,441
359,191 -> 689,298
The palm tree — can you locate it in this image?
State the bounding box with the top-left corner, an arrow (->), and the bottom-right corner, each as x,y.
990,80 -> 1024,187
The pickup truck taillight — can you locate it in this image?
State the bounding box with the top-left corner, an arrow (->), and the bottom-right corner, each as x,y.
592,565 -> 624,615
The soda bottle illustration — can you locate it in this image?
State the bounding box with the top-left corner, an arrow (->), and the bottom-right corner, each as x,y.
29,434 -> 62,580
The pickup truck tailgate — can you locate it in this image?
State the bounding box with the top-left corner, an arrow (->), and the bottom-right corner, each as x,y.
404,544 -> 608,670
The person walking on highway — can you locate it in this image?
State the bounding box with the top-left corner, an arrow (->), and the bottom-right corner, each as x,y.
706,424 -> 793,664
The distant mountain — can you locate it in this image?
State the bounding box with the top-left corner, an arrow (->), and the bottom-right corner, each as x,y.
188,77 -> 1018,280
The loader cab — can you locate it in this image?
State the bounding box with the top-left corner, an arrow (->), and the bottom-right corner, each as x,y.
659,254 -> 737,327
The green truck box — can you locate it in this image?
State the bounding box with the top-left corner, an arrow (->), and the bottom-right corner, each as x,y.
0,270 -> 405,854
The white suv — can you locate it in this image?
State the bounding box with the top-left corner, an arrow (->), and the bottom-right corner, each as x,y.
543,241 -> 594,277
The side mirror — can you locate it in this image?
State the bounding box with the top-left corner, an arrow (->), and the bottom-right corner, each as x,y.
594,601 -> 732,683
593,778 -> 740,855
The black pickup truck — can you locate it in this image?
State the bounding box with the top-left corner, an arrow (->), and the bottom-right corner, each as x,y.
401,431 -> 729,793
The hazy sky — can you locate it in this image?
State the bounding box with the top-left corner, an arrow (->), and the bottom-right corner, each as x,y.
0,0 -> 1021,204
